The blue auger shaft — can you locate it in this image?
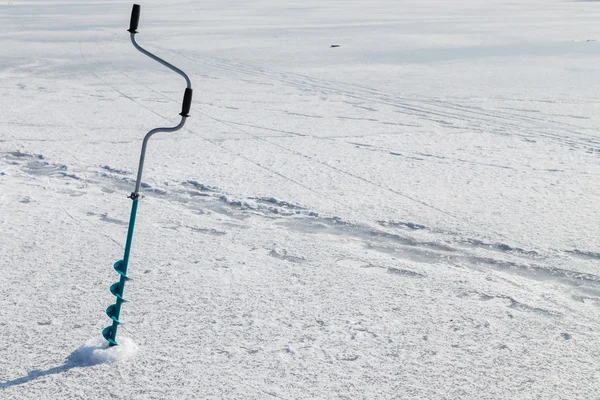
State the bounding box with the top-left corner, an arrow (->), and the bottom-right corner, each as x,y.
103,199 -> 138,346
102,3 -> 193,346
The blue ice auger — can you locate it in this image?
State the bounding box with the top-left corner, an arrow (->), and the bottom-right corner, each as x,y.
102,4 -> 193,346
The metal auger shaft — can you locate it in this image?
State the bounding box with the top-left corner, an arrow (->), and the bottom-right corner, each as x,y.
102,3 -> 193,346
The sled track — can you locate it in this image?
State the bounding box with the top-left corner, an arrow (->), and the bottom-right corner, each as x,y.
156,46 -> 600,151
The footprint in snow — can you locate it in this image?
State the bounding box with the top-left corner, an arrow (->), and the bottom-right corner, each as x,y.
269,248 -> 306,264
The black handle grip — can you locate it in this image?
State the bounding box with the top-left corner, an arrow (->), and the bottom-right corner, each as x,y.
180,88 -> 193,117
128,4 -> 141,33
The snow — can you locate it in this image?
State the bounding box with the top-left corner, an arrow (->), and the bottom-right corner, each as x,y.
68,336 -> 139,365
2,0 -> 600,398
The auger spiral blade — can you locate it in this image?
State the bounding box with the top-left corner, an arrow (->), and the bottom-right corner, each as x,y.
110,282 -> 128,302
102,326 -> 118,346
114,260 -> 131,281
106,304 -> 122,324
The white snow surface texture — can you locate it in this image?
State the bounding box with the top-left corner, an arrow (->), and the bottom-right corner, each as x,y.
1,0 -> 600,398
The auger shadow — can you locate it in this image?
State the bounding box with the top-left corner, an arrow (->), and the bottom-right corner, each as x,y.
0,348 -> 99,388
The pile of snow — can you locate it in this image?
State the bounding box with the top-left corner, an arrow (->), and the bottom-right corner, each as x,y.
67,336 -> 138,366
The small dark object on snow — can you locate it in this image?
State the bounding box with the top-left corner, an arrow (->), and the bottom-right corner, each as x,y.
330,44 -> 341,48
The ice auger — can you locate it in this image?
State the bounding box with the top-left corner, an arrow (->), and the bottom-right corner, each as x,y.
102,4 -> 193,346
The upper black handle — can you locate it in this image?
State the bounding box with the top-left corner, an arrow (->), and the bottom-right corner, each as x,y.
180,88 -> 193,117
128,4 -> 141,33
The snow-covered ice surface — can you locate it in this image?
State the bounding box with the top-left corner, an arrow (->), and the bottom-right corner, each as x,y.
2,0 -> 600,398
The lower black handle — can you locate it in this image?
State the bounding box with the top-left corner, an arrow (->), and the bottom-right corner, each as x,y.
180,88 -> 193,117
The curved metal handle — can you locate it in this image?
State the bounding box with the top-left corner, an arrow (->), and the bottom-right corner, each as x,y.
130,32 -> 192,90
133,118 -> 186,194
126,3 -> 194,196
